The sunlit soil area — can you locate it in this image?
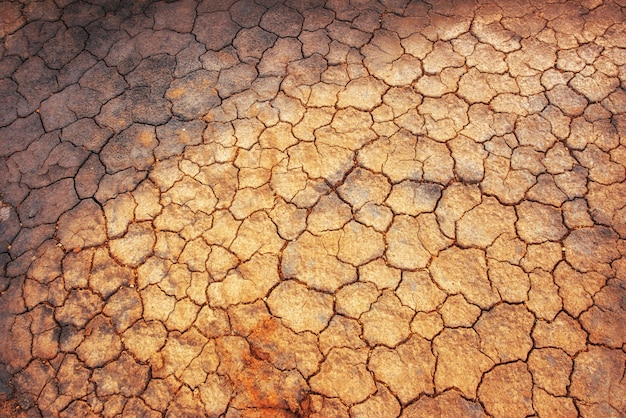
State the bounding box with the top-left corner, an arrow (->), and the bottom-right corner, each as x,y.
0,0 -> 625,416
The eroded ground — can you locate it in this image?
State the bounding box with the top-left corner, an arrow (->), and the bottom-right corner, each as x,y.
0,0 -> 625,416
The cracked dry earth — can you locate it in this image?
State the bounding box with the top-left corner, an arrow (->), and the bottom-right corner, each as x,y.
1,0 -> 626,417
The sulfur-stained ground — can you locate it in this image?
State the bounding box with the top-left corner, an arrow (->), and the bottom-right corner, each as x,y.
0,0 -> 625,416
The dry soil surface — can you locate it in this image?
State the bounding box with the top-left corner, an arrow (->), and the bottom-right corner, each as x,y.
0,0 -> 625,417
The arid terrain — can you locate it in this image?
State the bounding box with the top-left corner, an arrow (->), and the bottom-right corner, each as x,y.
0,0 -> 625,416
